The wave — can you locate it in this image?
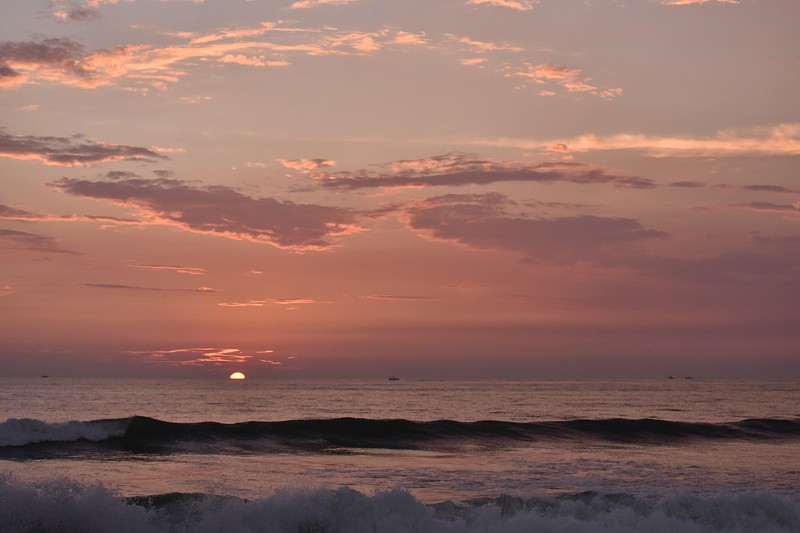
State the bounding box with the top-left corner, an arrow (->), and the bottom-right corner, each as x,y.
0,418 -> 128,447
1,416 -> 799,457
0,475 -> 798,533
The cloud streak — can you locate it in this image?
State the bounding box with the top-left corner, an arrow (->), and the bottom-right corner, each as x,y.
128,263 -> 207,275
662,0 -> 739,5
127,346 -> 255,366
84,283 -> 216,292
0,129 -> 167,166
519,124 -> 800,157
51,176 -> 363,250
730,202 -> 800,219
0,228 -> 79,254
314,153 -> 655,190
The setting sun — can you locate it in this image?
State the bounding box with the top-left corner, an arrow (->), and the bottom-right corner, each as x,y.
229,372 -> 246,380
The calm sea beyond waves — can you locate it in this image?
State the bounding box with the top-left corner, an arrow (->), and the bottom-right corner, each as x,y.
1,378 -> 799,532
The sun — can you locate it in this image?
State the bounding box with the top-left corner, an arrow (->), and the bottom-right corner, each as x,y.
229,371 -> 246,380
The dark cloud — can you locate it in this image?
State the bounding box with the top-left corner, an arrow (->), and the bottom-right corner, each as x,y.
315,153 -> 656,190
0,64 -> 20,79
405,193 -> 667,264
52,176 -> 363,249
672,181 -> 800,194
0,228 -> 79,254
0,38 -> 90,81
103,170 -> 140,180
634,234 -> 800,284
0,129 -> 167,166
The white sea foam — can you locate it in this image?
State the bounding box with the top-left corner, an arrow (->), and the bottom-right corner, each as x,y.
0,418 -> 127,447
0,475 -> 798,533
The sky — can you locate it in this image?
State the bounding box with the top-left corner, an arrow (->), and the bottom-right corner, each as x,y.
1,0 -> 798,379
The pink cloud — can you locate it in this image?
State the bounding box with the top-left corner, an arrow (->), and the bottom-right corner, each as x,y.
468,0 -> 537,11
278,158 -> 336,171
662,0 -> 739,5
537,124 -> 800,157
51,176 -> 363,250
510,63 -> 623,99
291,0 -> 358,8
0,24 -> 433,91
314,153 -> 655,190
218,54 -> 289,67
454,36 -> 524,53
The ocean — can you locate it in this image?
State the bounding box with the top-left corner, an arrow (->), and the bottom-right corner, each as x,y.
1,378 -> 798,532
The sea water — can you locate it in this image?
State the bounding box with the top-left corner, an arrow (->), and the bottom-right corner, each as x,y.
1,378 -> 798,532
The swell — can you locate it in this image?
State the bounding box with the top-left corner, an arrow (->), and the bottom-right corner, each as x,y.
1,416 -> 799,457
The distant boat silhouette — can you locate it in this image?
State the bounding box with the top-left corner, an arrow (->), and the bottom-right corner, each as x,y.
41,374 -> 48,378
667,376 -> 674,380
388,376 -> 399,381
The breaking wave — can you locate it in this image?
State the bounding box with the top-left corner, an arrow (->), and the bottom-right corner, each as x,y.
1,416 -> 799,457
0,475 -> 798,533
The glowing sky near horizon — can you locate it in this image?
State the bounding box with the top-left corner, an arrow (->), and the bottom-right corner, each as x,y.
1,0 -> 798,378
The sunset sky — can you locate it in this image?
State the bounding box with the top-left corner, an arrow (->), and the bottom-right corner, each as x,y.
1,0 -> 798,378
